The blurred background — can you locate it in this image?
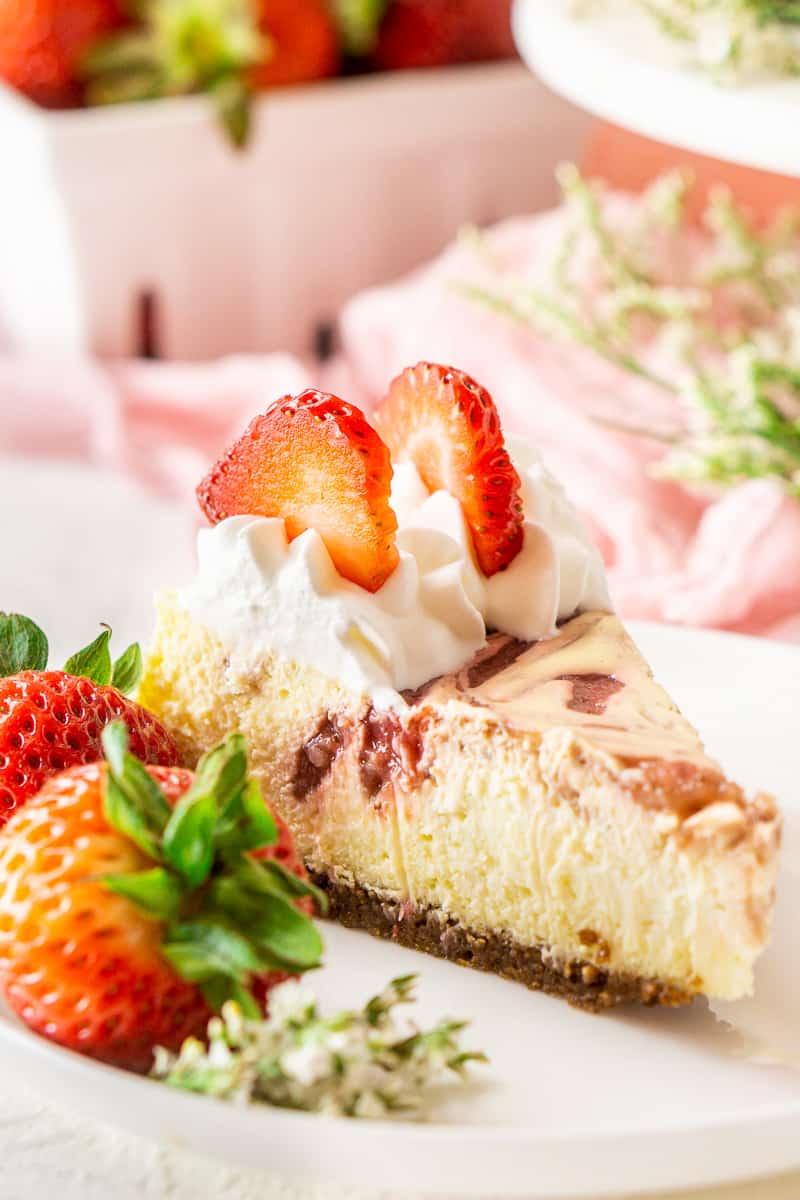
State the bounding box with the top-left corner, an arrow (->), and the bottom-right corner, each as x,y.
2,0 -> 800,656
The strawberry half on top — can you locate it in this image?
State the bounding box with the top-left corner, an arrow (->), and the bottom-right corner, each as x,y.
374,362 -> 525,577
0,613 -> 178,825
0,723 -> 325,1071
197,388 -> 400,593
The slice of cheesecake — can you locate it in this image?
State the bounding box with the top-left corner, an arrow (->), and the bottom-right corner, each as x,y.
139,597 -> 780,1010
139,367 -> 780,1011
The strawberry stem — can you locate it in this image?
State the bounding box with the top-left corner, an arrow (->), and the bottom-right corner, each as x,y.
82,0 -> 267,149
100,723 -> 324,1016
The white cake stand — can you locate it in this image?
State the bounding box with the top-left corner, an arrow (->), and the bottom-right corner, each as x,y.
512,0 -> 800,178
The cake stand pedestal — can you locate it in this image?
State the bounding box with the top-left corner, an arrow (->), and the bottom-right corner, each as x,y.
512,0 -> 800,180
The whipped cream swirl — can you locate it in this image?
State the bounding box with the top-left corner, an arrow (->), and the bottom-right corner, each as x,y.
180,439 -> 610,705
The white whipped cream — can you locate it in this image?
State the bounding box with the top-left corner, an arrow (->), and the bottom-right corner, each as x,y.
180,439 -> 611,704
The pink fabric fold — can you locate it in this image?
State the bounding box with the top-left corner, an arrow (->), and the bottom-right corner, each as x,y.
339,218 -> 800,643
1,353 -> 312,501
2,224 -> 799,643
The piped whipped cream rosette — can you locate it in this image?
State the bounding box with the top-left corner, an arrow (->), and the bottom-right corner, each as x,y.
181,438 -> 609,704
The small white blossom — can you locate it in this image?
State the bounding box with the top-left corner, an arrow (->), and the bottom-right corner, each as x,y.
152,976 -> 485,1121
695,18 -> 735,68
465,160 -> 800,499
580,1 -> 800,80
280,1043 -> 332,1087
267,979 -> 317,1024
352,1092 -> 388,1120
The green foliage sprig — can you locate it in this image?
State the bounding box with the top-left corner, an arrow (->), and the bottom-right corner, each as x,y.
463,165 -> 800,498
153,973 -> 486,1117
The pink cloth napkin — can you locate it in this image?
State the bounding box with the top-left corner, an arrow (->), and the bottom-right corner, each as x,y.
339,218 -> 800,643
0,353 -> 312,502
2,247 -> 799,642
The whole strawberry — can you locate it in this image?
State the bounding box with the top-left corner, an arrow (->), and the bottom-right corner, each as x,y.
0,723 -> 325,1071
84,0 -> 338,148
251,0 -> 339,89
0,0 -> 126,106
373,0 -> 516,72
0,613 -> 178,824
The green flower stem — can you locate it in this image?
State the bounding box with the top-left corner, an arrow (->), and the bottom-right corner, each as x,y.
463,164 -> 800,498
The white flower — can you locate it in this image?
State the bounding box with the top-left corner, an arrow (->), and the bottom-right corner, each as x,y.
280,1043 -> 332,1087
268,979 -> 316,1025
695,17 -> 735,67
352,1092 -> 388,1120
207,1038 -> 235,1069
153,974 -> 484,1120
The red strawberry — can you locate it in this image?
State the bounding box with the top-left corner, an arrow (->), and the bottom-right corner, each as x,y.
374,1 -> 460,69
374,0 -> 515,71
0,725 -> 324,1071
0,0 -> 126,106
252,0 -> 339,88
83,0 -> 337,148
0,615 -> 178,825
374,362 -> 524,577
198,389 -> 400,594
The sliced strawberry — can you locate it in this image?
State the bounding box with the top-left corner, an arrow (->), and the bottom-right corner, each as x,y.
374,362 -> 524,577
197,389 -> 399,593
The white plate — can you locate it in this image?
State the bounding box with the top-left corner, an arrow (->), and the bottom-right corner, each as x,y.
512,0 -> 800,178
0,620 -> 797,1197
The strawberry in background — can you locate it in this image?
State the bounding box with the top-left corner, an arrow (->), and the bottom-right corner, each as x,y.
0,0 -> 127,105
1,0 -> 516,145
372,0 -> 516,71
251,0 -> 338,89
334,0 -> 516,70
84,0 -> 339,145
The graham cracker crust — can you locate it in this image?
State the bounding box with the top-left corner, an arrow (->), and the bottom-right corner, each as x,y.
312,872 -> 692,1012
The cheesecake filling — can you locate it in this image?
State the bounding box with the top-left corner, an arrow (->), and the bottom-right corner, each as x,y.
138,596 -> 781,1005
178,439 -> 610,704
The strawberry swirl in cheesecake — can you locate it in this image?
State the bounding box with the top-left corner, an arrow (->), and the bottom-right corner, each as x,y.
140,362 -> 781,1013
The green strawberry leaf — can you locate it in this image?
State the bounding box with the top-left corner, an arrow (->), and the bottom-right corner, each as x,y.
0,613 -> 49,676
102,722 -> 171,858
193,735 -> 249,811
332,0 -> 389,55
243,893 -> 324,971
211,74 -> 251,151
100,724 -> 325,1016
233,855 -> 327,915
208,875 -> 262,924
105,773 -> 163,861
215,779 -> 277,857
199,973 -> 261,1019
64,627 -> 113,686
163,789 -> 218,887
104,866 -> 184,919
164,919 -> 263,982
111,643 -> 143,694
163,734 -> 256,886
254,858 -> 329,915
207,874 -> 323,972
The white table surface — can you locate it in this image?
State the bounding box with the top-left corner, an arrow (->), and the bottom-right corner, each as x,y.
1,455 -> 798,1200
1,1081 -> 798,1200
